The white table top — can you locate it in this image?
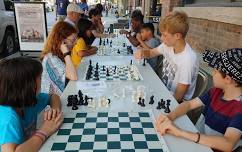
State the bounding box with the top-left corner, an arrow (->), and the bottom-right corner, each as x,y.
40,38 -> 212,152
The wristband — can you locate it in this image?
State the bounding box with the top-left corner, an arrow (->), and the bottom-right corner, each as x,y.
33,133 -> 45,144
195,132 -> 200,143
36,130 -> 48,139
63,51 -> 71,58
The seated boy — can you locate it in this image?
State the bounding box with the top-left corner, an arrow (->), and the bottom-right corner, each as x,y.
134,11 -> 199,102
136,23 -> 161,69
156,48 -> 242,152
119,9 -> 144,47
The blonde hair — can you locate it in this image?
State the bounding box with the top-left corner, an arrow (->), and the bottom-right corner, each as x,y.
159,11 -> 189,38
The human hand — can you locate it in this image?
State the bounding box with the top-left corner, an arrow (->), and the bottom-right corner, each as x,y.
40,112 -> 63,137
134,50 -> 144,59
60,41 -> 69,54
156,115 -> 181,137
44,108 -> 61,121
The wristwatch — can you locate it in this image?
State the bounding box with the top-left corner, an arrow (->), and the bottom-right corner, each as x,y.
63,51 -> 71,58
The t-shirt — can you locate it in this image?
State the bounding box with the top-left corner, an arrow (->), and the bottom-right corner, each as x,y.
41,53 -> 66,96
157,43 -> 199,100
78,2 -> 88,12
0,93 -> 50,150
145,37 -> 161,69
197,88 -> 242,148
57,0 -> 69,15
72,38 -> 88,67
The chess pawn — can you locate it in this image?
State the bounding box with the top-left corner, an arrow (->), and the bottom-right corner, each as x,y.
149,95 -> 155,104
67,95 -> 74,107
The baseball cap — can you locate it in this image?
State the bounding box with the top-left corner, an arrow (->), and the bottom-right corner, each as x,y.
67,3 -> 83,14
203,48 -> 242,83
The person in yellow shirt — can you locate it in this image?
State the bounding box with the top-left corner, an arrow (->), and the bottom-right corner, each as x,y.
72,18 -> 98,67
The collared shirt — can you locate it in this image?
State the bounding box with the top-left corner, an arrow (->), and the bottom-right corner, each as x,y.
64,17 -> 76,27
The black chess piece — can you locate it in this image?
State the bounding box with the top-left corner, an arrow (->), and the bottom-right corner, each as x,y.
156,101 -> 161,109
117,49 -> 120,54
89,60 -> 92,66
141,99 -> 145,107
84,95 -> 89,106
67,95 -> 73,106
106,68 -> 110,77
103,40 -> 105,46
130,60 -> 133,65
164,99 -> 171,113
108,99 -> 111,104
78,90 -> 84,105
99,38 -> 102,46
107,39 -> 109,43
102,65 -> 105,71
138,97 -> 142,105
96,63 -> 99,69
114,66 -> 117,73
123,43 -> 126,47
149,95 -> 154,104
72,95 -> 78,110
142,58 -> 146,66
160,99 -> 166,109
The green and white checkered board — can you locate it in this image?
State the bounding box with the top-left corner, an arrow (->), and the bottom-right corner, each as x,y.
85,65 -> 143,81
50,112 -> 170,152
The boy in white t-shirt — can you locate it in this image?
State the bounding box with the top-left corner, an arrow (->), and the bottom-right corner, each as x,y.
134,11 -> 199,102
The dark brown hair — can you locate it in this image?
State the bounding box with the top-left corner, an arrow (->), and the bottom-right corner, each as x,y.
0,57 -> 43,108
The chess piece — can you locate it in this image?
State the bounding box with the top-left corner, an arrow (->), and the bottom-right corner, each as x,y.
102,65 -> 105,71
99,38 -> 102,46
78,90 -> 84,105
138,97 -> 142,105
67,95 -> 73,106
142,58 -> 146,66
130,60 -> 133,65
72,95 -> 78,110
84,95 -> 89,106
165,99 -> 171,113
156,101 -> 161,109
160,99 -> 166,109
117,49 -> 120,54
106,68 -> 110,77
141,99 -> 145,107
89,60 -> 92,66
123,43 -> 126,47
149,95 -> 154,104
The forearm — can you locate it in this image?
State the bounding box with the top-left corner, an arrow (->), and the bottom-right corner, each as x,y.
64,56 -> 78,80
128,36 -> 140,47
168,101 -> 191,121
15,136 -> 43,152
141,48 -> 160,59
50,94 -> 61,110
138,40 -> 152,49
179,131 -> 234,152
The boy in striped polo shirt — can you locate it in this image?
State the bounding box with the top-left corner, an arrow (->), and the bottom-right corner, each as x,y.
156,48 -> 242,152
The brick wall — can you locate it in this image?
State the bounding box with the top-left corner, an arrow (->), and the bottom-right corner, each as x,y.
161,0 -> 181,18
186,18 -> 242,53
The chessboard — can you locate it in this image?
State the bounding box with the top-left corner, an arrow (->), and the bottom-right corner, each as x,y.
97,38 -> 134,56
85,61 -> 143,81
49,112 -> 170,152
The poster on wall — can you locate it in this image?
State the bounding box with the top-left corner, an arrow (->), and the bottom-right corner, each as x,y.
14,2 -> 47,52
